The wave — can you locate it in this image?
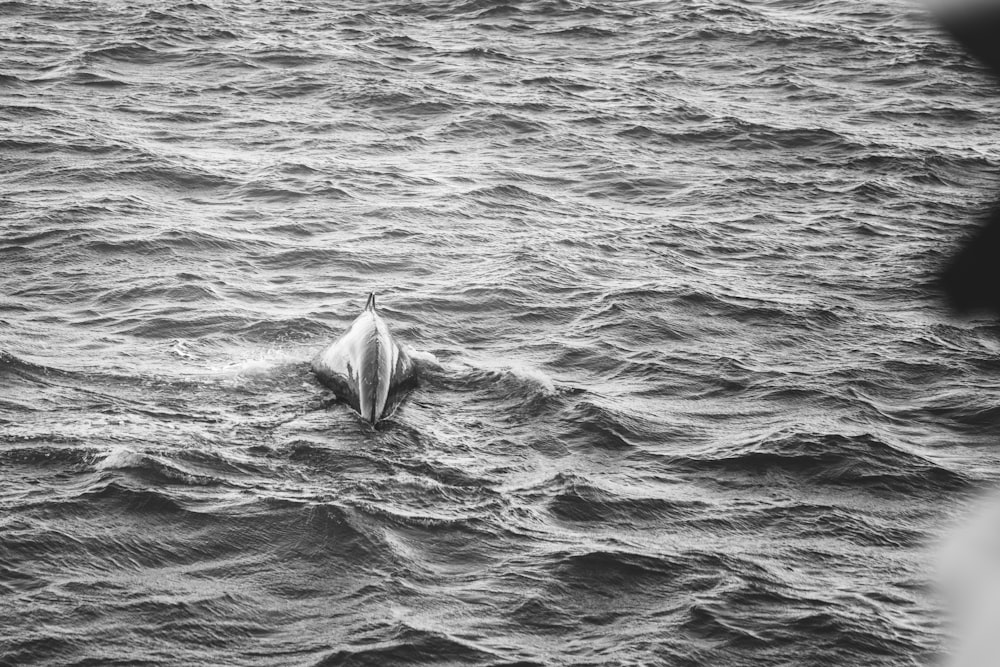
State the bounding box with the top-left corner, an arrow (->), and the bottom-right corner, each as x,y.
556,398 -> 687,450
95,445 -> 265,487
541,25 -> 619,39
0,442 -> 94,467
546,547 -> 693,593
314,625 -> 499,667
544,472 -> 711,524
451,360 -> 561,398
0,350 -> 91,394
669,430 -> 969,494
464,183 -> 557,205
0,349 -> 51,377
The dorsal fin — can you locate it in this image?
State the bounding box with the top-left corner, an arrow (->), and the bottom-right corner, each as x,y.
365,292 -> 376,311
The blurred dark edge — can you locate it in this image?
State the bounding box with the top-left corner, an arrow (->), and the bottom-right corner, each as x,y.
938,6 -> 1000,317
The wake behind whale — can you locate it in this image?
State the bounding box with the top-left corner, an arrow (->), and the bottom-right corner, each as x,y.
312,293 -> 417,424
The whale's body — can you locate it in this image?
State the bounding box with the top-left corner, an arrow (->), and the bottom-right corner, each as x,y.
312,293 -> 417,423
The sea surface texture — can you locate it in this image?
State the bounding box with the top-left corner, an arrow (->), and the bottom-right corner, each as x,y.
3,1 -> 1000,665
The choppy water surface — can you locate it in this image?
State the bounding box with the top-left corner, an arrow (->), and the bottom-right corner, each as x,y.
4,0 -> 1000,664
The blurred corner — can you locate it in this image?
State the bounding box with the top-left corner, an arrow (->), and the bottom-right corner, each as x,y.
936,492 -> 1000,667
925,4 -> 1000,666
928,0 -> 1000,318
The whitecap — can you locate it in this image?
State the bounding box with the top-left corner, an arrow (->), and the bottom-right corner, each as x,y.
95,445 -> 144,470
211,346 -> 310,382
405,345 -> 441,368
504,362 -> 557,396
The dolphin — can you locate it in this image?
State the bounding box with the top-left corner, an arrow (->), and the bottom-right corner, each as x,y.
312,292 -> 417,424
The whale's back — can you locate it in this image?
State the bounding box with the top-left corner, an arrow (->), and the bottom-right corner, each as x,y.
312,296 -> 416,423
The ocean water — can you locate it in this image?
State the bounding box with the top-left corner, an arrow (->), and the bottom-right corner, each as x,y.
3,0 -> 1000,664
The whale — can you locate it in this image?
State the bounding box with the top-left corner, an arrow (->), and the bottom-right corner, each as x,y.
312,292 -> 417,424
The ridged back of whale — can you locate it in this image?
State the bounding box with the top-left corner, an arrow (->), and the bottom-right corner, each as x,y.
312,296 -> 414,423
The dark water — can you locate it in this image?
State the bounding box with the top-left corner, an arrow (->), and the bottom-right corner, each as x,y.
3,0 -> 1000,664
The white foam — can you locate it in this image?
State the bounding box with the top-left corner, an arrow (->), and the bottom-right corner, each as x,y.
96,445 -> 144,470
211,346 -> 310,380
405,345 -> 441,368
466,356 -> 558,396
505,362 -> 557,395
169,338 -> 197,359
